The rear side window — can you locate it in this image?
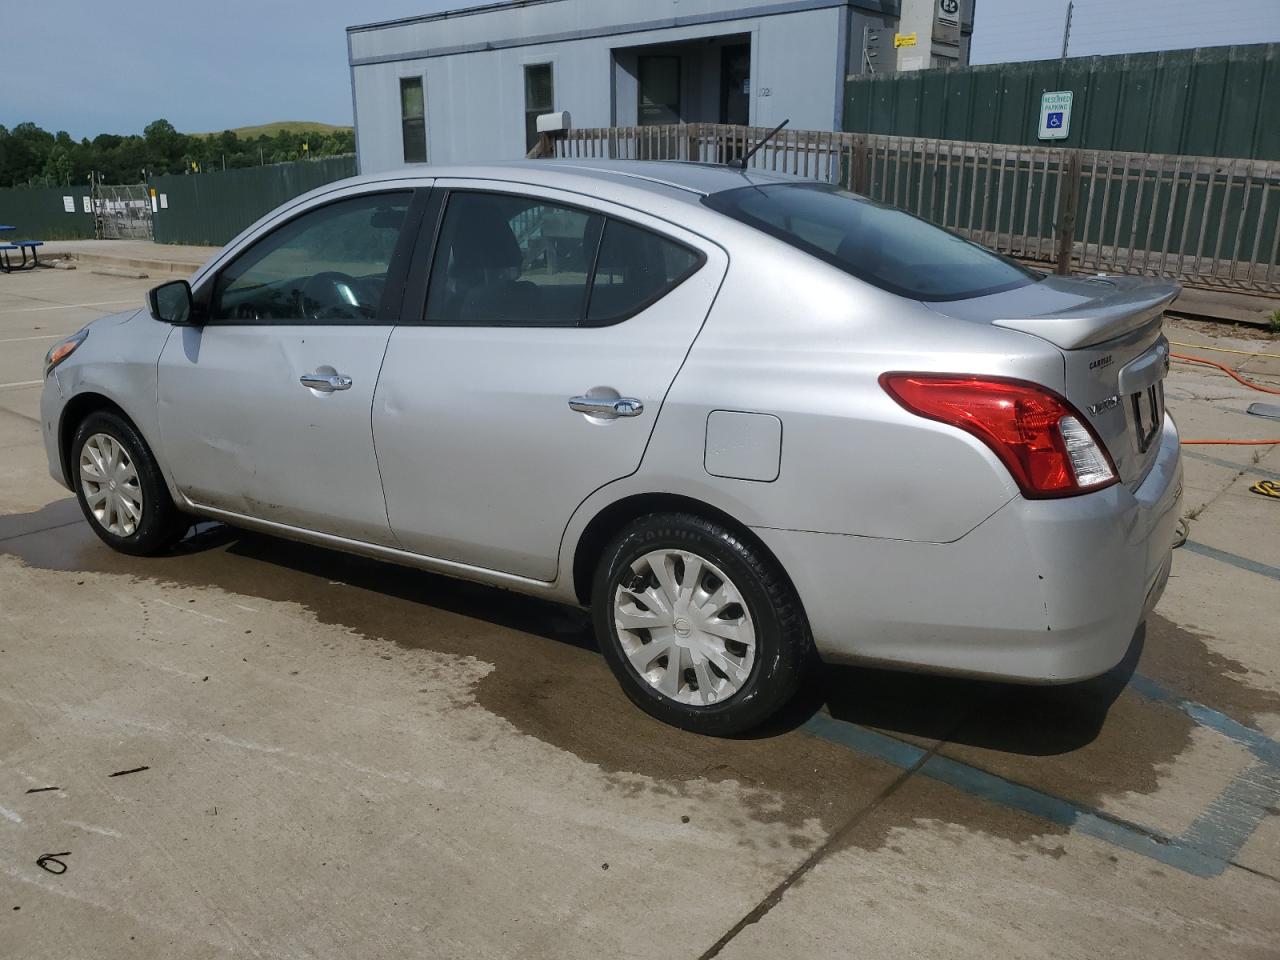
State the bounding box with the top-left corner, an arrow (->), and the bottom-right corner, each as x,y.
426,192 -> 602,326
586,219 -> 701,324
703,183 -> 1038,301
423,190 -> 702,326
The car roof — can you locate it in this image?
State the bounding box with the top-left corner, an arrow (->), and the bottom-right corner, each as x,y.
346,159 -> 803,203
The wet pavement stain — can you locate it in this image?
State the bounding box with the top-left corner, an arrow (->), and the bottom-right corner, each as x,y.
3,499 -> 1279,858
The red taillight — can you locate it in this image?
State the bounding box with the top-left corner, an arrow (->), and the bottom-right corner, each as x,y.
879,373 -> 1118,498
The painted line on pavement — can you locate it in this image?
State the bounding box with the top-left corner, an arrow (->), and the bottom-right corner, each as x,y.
1182,540 -> 1280,582
0,381 -> 42,390
803,713 -> 1230,877
2,298 -> 139,314
0,335 -> 61,344
1182,450 -> 1280,483
802,675 -> 1280,879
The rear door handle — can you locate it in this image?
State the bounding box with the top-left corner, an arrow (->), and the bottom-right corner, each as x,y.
300,374 -> 353,392
568,396 -> 644,418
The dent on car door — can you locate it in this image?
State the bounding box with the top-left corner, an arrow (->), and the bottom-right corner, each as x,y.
156,189 -> 428,544
373,185 -> 727,581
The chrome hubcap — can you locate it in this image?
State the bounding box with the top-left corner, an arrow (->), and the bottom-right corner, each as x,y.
613,549 -> 757,706
79,433 -> 143,537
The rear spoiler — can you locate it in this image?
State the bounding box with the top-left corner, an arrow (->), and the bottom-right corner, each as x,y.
991,278 -> 1180,350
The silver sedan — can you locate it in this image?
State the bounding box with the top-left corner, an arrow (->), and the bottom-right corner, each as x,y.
40,160 -> 1182,734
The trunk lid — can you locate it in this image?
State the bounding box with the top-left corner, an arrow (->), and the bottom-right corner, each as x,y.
925,275 -> 1179,490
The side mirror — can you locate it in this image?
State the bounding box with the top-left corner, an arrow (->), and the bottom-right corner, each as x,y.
148,280 -> 196,325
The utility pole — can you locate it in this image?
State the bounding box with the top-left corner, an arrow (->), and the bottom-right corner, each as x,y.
1061,1 -> 1074,59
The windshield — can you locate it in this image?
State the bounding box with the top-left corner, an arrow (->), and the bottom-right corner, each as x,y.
703,182 -> 1040,301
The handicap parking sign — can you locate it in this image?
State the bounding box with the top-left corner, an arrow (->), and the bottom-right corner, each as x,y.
1038,91 -> 1073,140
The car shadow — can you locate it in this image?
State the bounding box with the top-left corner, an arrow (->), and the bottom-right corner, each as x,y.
166,520 -> 1133,759
755,627 -> 1141,756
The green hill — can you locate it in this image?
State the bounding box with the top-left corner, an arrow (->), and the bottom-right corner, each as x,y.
196,121 -> 352,139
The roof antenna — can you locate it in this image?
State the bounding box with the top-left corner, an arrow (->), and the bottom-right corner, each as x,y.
737,119 -> 790,170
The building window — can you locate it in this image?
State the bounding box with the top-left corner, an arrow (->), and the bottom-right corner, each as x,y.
524,63 -> 554,153
638,56 -> 681,126
400,76 -> 427,163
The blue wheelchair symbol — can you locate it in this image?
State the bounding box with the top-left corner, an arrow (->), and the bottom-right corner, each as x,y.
1046,111 -> 1064,129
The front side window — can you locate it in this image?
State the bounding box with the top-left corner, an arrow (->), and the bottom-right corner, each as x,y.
703,183 -> 1039,301
400,76 -> 427,164
523,63 -> 554,153
211,193 -> 411,322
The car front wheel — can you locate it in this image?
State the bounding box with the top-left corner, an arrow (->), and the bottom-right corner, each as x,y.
593,512 -> 811,735
71,410 -> 188,556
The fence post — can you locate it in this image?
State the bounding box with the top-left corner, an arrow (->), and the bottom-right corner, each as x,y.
685,123 -> 700,163
526,129 -> 568,160
1055,149 -> 1082,276
852,136 -> 870,194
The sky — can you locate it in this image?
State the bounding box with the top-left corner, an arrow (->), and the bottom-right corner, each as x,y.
0,0 -> 457,138
969,0 -> 1280,65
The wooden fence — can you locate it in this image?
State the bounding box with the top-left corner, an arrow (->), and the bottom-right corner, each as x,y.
552,123 -> 1280,294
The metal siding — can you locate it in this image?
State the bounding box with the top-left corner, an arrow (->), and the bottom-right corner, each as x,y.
994,71 -> 1030,147
149,157 -> 357,247
1183,48 -> 1230,158
968,70 -> 1001,144
1147,54 -> 1193,156
0,186 -> 95,240
917,70 -> 948,136
1255,48 -> 1280,161
890,72 -> 921,136
1220,48 -> 1266,160
843,44 -> 1280,160
1112,52 -> 1157,153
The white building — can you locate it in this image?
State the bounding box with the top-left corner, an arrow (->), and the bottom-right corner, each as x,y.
348,0 -> 974,172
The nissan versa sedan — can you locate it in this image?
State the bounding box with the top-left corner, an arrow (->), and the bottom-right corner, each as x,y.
41,160 -> 1182,734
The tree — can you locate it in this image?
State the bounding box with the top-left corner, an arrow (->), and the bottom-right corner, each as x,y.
0,119 -> 355,188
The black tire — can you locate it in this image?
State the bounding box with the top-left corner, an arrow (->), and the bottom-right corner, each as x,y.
593,512 -> 811,736
70,410 -> 188,556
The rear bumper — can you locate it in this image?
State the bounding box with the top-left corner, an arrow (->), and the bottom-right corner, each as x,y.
756,414 -> 1183,683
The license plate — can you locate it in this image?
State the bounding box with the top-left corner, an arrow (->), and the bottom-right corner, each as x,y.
1131,381 -> 1163,453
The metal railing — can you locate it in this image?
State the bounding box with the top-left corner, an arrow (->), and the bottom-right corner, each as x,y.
553,123 -> 1280,294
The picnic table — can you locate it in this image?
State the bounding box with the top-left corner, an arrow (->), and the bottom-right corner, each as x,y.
0,226 -> 44,273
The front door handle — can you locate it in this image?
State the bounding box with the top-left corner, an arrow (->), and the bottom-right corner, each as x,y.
568,396 -> 644,418
300,373 -> 353,392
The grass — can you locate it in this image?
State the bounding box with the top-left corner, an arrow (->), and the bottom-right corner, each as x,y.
195,121 -> 352,139
1268,309 -> 1280,335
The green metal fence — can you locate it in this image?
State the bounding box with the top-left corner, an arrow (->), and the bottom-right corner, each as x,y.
150,156 -> 357,246
555,123 -> 1280,293
844,44 -> 1280,161
0,185 -> 95,240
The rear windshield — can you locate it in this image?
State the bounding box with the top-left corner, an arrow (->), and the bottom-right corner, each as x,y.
702,182 -> 1039,301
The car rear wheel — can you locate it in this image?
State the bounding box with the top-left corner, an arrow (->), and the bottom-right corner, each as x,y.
593,512 -> 811,735
72,411 -> 188,556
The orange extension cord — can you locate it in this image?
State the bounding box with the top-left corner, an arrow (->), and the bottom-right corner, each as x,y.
1171,352 -> 1280,445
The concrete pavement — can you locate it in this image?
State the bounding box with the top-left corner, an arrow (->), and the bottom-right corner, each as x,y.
1,267 -> 1278,959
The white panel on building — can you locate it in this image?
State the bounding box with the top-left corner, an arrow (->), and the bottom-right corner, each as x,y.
349,0 -> 961,172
